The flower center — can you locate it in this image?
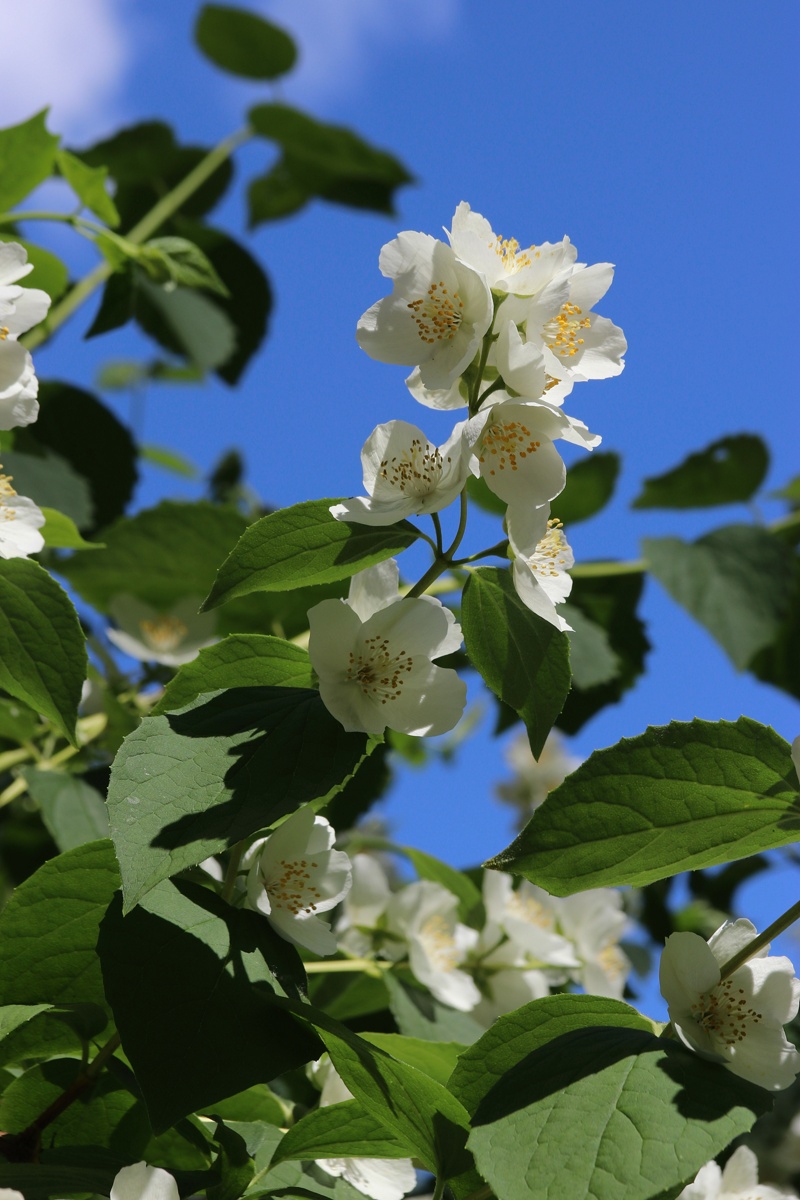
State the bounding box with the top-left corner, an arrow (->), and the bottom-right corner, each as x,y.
347,636 -> 413,705
597,944 -> 628,984
266,856 -> 322,916
0,326 -> 9,341
530,519 -> 569,578
138,616 -> 188,653
379,437 -> 449,497
507,890 -> 553,930
690,978 -> 764,1048
543,302 -> 591,357
488,234 -> 540,275
407,281 -> 464,345
419,913 -> 459,972
0,469 -> 18,521
478,418 -> 541,476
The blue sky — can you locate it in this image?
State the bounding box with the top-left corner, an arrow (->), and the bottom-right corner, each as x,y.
9,2 -> 800,995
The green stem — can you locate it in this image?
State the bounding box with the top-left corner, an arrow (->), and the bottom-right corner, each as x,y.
570,558 -> 647,579
221,841 -> 246,903
22,124 -> 253,352
452,539 -> 509,566
0,741 -> 82,809
432,511 -> 444,556
718,899 -> 800,982
0,210 -> 81,227
407,488 -> 470,599
305,958 -> 392,975
431,1177 -> 447,1200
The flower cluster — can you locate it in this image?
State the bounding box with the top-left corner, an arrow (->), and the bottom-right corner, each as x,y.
337,856 -> 629,1020
0,245 -> 50,561
676,1144 -> 793,1200
308,204 -> 626,738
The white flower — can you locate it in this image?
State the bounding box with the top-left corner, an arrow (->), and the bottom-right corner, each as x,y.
660,918 -> 800,1091
556,889 -> 630,1000
308,560 -> 466,737
0,1190 -> 25,1200
496,729 -> 580,819
106,594 -> 217,666
534,261 -> 627,384
386,880 -> 481,1011
676,1144 -> 790,1200
0,468 -> 45,559
465,398 -> 600,515
481,870 -> 579,973
507,502 -> 574,632
311,1057 -> 417,1200
356,230 -> 493,390
447,202 -> 577,302
337,853 -> 392,958
241,805 -> 352,956
0,242 -> 51,430
330,418 -> 470,526
110,1162 -> 179,1200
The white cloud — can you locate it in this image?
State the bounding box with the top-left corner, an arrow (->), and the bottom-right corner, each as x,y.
4,0 -> 132,144
258,0 -> 458,105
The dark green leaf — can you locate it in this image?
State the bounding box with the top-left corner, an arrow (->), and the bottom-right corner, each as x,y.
644,525 -> 796,669
749,556 -> 800,699
557,570 -> 649,735
561,603 -> 619,688
249,104 -> 412,215
98,879 -> 320,1130
0,448 -> 94,529
466,1020 -> 768,1200
24,381 -> 138,531
0,697 -> 40,742
0,111 -> 59,210
633,435 -> 769,509
486,717 -> 800,894
56,148 -> 120,226
273,1099 -> 410,1165
0,840 -> 119,1013
207,1117 -> 255,1200
107,687 -> 375,909
554,452 -> 620,524
0,558 -> 85,743
384,974 -> 484,1046
153,634 -> 313,715
0,1004 -> 52,1044
202,499 -> 419,609
24,768 -> 109,851
134,274 -> 237,370
248,160 -> 309,227
85,269 -> 134,338
60,500 -> 248,612
0,1164 -> 116,1197
462,568 -> 571,758
0,237 -> 69,302
196,4 -> 297,79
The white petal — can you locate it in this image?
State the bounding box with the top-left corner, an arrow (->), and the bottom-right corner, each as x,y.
110,1163 -> 179,1200
511,559 -> 572,630
347,560 -> 401,621
0,243 -> 34,287
660,932 -> 720,1012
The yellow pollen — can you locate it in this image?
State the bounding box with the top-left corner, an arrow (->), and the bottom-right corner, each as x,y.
347,636 -> 414,705
407,280 -> 464,345
488,234 -> 537,275
379,438 -> 450,498
529,519 -> 570,579
0,326 -> 9,341
0,468 -> 18,521
478,419 -> 541,476
543,302 -> 591,357
690,978 -> 763,1049
419,913 -> 459,972
507,890 -> 553,930
597,944 -> 627,982
265,856 -> 323,916
139,615 -> 189,653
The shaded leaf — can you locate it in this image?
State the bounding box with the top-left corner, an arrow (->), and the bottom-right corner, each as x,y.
196,4 -> 297,79
633,435 -> 769,509
153,634 -> 313,715
24,768 -> 109,851
248,160 -> 309,227
555,452 -> 620,525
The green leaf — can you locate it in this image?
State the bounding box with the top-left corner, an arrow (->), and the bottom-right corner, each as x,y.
138,236 -> 229,295
140,443 -> 201,477
0,111 -> 59,211
24,768 -> 109,851
202,499 -> 419,609
25,380 -> 138,531
554,452 -> 620,524
195,4 -> 297,79
403,848 -> 482,925
0,1004 -> 52,1044
466,1019 -> 768,1200
0,696 -> 40,742
466,473 -> 507,516
362,1033 -> 465,1087
98,879 -> 321,1131
0,448 -> 94,529
643,525 -> 796,669
0,840 -> 119,1013
771,473 -> 800,506
749,559 -> 800,700
557,571 -> 649,735
249,104 -> 412,215
134,274 -> 237,370
486,717 -> 800,894
462,568 -> 571,758
107,687 -> 375,909
273,1098 -> 410,1166
0,1164 -> 116,1197
56,148 -> 120,226
384,974 -> 484,1046
0,237 -> 69,302
561,603 -> 620,688
248,160 -> 309,227
633,435 -> 769,509
0,558 -> 85,744
40,507 -> 103,550
60,500 -> 248,612
153,634 -> 313,715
